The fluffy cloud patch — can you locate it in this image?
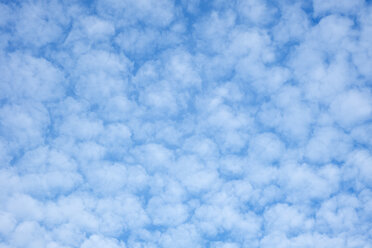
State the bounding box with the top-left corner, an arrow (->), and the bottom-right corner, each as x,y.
0,0 -> 371,247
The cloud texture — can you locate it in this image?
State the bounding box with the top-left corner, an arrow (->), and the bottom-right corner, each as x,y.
0,0 -> 372,247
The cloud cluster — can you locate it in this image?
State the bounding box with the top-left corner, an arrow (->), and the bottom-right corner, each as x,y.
0,0 -> 371,247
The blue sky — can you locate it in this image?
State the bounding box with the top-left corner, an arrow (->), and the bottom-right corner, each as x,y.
0,0 -> 372,247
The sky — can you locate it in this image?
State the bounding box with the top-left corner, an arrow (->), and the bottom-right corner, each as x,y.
0,0 -> 372,247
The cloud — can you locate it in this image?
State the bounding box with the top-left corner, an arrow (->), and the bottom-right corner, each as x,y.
0,53 -> 65,102
80,234 -> 126,248
313,0 -> 365,17
13,1 -> 68,48
0,0 -> 371,247
96,0 -> 175,27
330,89 -> 372,128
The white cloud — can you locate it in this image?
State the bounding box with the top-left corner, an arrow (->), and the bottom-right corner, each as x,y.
282,163 -> 340,202
248,132 -> 285,164
211,241 -> 240,248
0,0 -> 371,247
115,27 -> 159,57
73,50 -> 131,103
305,126 -> 352,163
96,0 -> 175,27
59,115 -> 103,141
80,234 -> 125,248
159,224 -> 201,248
80,16 -> 115,40
330,89 -> 372,128
0,103 -> 50,152
316,194 -> 360,233
264,203 -> 313,234
237,0 -> 277,26
14,1 -> 68,47
313,0 -> 365,17
258,86 -> 314,142
344,149 -> 372,188
0,53 -> 65,102
0,212 -> 16,237
273,3 -> 310,43
10,221 -> 50,248
147,197 -> 189,226
0,3 -> 12,27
